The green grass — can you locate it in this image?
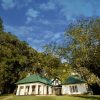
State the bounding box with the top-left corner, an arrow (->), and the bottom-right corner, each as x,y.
0,95 -> 100,100
0,94 -> 12,99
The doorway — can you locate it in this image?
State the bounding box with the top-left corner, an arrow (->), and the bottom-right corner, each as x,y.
32,85 -> 36,94
47,86 -> 49,95
25,86 -> 30,95
53,86 -> 62,95
38,85 -> 41,95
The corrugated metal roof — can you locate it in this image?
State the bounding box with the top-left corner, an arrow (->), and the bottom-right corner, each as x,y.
63,75 -> 86,85
16,74 -> 86,85
16,74 -> 51,85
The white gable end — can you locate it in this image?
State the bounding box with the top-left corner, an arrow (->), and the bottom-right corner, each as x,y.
52,78 -> 61,86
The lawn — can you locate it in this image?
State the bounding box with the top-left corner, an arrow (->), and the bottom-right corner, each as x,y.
0,95 -> 100,100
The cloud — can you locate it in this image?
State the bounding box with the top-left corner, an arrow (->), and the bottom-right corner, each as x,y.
1,0 -> 34,10
38,19 -> 50,25
4,24 -> 33,37
52,0 -> 100,20
4,24 -> 47,51
4,24 -> 65,51
26,17 -> 33,24
42,31 -> 64,44
53,33 -> 61,39
27,37 -> 33,41
1,0 -> 16,10
26,8 -> 40,24
40,2 -> 56,10
51,32 -> 64,44
15,0 -> 33,9
26,8 -> 39,18
24,0 -> 32,3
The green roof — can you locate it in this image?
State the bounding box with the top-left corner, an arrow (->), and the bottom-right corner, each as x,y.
16,74 -> 51,85
63,75 -> 86,85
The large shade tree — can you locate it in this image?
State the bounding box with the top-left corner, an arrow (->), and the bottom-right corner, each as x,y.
64,18 -> 100,78
44,17 -> 100,80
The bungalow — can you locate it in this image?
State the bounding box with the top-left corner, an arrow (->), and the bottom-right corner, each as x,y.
62,75 -> 90,95
16,74 -> 61,95
16,74 -> 91,95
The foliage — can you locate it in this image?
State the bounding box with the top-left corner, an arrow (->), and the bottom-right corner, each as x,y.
44,17 -> 100,89
65,17 -> 100,79
0,17 -> 3,32
0,18 -> 63,94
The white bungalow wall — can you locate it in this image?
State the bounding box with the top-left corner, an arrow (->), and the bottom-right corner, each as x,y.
62,83 -> 88,95
77,83 -> 88,94
49,86 -> 52,94
16,83 -> 52,95
62,85 -> 70,94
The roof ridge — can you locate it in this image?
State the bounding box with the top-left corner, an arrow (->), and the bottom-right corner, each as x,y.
63,75 -> 86,85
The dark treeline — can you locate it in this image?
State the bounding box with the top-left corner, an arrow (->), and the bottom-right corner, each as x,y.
0,18 -> 70,94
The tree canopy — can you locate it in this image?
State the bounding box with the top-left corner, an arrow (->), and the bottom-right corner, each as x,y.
44,17 -> 100,87
65,18 -> 100,78
0,18 -> 66,94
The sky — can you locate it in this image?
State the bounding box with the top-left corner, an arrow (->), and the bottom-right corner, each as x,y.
0,0 -> 100,51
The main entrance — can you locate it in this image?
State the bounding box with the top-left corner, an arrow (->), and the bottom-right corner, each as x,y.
53,85 -> 62,95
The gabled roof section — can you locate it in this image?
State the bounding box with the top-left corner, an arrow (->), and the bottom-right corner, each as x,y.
63,75 -> 86,85
16,74 -> 51,85
51,77 -> 61,83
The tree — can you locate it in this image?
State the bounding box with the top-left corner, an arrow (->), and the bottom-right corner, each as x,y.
0,17 -> 64,94
0,17 -> 4,32
44,17 -> 100,83
65,17 -> 100,78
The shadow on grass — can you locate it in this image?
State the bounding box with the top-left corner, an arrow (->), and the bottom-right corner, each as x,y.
72,95 -> 100,100
0,94 -> 11,96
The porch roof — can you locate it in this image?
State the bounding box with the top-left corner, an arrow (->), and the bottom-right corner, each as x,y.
16,74 -> 51,85
63,75 -> 86,85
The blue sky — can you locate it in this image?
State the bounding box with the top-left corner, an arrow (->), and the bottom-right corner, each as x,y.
0,0 -> 100,51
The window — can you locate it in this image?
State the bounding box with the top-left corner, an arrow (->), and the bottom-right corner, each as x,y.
25,86 -> 30,95
20,86 -> 24,89
74,85 -> 78,92
32,85 -> 35,94
55,80 -> 58,85
85,84 -> 88,91
70,86 -> 73,93
19,86 -> 24,95
70,85 -> 78,93
38,85 -> 41,95
47,86 -> 49,94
